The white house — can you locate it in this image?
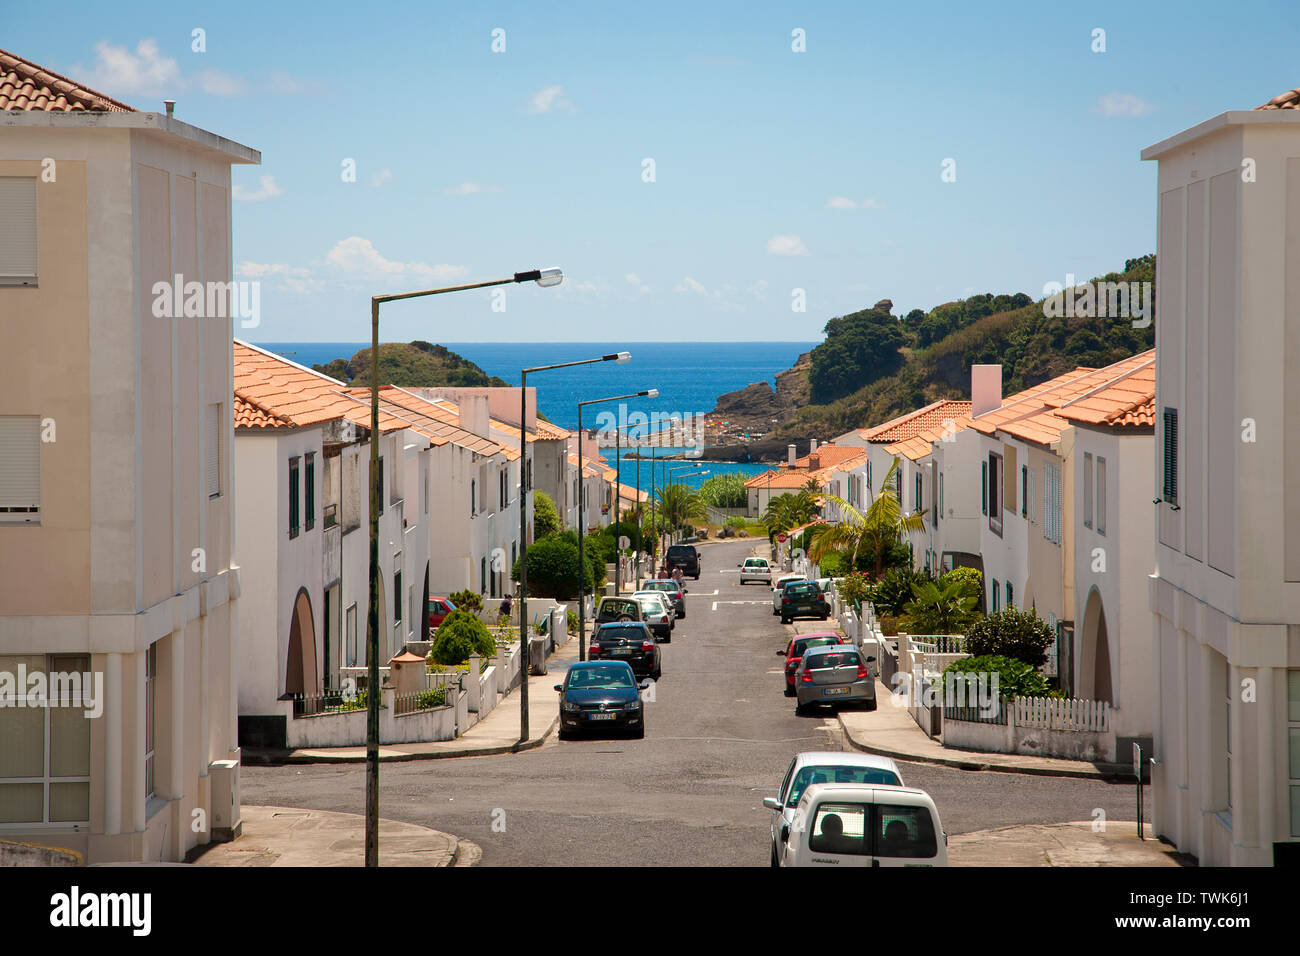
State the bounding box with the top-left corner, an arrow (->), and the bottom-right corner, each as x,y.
1142,85 -> 1300,865
0,50 -> 255,862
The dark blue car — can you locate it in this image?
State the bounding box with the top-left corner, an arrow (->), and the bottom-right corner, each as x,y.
555,661 -> 650,740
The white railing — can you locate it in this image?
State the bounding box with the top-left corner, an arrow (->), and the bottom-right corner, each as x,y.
906,635 -> 967,655
1013,696 -> 1110,733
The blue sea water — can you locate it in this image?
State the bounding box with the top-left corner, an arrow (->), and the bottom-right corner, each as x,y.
251,341 -> 809,492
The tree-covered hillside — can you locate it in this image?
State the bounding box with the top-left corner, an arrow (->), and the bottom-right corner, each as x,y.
314,340 -> 509,388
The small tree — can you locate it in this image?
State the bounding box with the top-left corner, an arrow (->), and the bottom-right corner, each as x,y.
447,589 -> 483,613
964,609 -> 1053,667
430,610 -> 497,666
939,567 -> 983,602
533,490 -> 563,539
903,579 -> 978,634
510,535 -> 595,600
868,567 -> 931,617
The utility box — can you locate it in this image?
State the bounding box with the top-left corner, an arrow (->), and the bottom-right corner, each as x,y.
209,759 -> 241,843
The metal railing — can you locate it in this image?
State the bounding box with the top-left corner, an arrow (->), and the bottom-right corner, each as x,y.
392,686 -> 452,716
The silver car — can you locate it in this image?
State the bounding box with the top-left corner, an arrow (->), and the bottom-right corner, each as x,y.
762,752 -> 904,867
794,644 -> 876,714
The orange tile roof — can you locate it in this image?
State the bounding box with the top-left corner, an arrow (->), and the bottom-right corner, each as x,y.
792,443 -> 870,470
745,469 -> 817,490
349,387 -> 508,457
0,48 -> 136,113
1257,87 -> 1300,110
886,410 -> 974,462
860,400 -> 973,442
1056,359 -> 1156,429
568,454 -> 610,479
535,419 -> 571,440
234,342 -> 407,433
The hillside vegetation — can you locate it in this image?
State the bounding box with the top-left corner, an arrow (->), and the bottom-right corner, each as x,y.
314,340 -> 509,388
771,255 -> 1156,440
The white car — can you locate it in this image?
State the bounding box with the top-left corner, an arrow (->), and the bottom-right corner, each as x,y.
738,557 -> 772,585
763,752 -> 904,866
771,573 -> 808,614
775,783 -> 948,867
631,591 -> 674,641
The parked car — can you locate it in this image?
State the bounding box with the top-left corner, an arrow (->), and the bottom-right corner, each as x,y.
771,574 -> 807,614
427,596 -> 456,630
776,632 -> 848,696
631,591 -> 674,640
738,556 -> 772,585
779,580 -> 831,624
555,660 -> 651,740
641,578 -> 686,618
665,544 -> 700,579
774,783 -> 948,867
590,622 -> 661,680
763,752 -> 905,866
595,596 -> 644,625
794,644 -> 876,714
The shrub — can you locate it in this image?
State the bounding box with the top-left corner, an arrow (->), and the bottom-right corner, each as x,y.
430,610 -> 497,666
939,566 -> 983,602
533,490 -> 563,539
868,567 -> 931,617
604,520 -> 642,552
447,589 -> 483,613
699,473 -> 749,508
939,654 -> 1049,701
567,610 -> 579,634
836,571 -> 872,609
903,580 -> 979,634
964,609 -> 1053,667
724,515 -> 747,529
510,536 -> 594,600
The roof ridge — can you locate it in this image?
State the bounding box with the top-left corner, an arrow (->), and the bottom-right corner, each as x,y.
235,339 -> 349,387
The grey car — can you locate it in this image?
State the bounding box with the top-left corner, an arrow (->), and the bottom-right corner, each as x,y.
794,644 -> 876,714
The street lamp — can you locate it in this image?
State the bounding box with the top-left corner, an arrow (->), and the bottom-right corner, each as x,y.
577,389 -> 657,661
518,350 -> 632,744
364,267 -> 562,868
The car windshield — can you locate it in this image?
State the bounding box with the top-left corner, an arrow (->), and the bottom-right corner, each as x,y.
745,559 -> 767,567
791,637 -> 840,657
805,651 -> 860,669
635,596 -> 664,612
786,583 -> 820,597
595,625 -> 647,641
567,668 -> 635,690
788,766 -> 902,806
668,547 -> 693,556
645,582 -> 674,592
598,599 -> 638,618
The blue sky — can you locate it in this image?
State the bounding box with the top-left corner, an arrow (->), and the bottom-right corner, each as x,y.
10,1 -> 1299,342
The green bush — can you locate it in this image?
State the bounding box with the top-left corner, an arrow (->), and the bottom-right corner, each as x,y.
868,567 -> 932,617
510,536 -> 594,600
430,610 -> 497,666
836,571 -> 872,609
964,609 -> 1054,667
604,520 -> 642,552
533,490 -> 563,539
903,580 -> 979,634
816,550 -> 850,577
699,473 -> 749,508
939,566 -> 983,602
447,589 -> 483,613
724,515 -> 747,529
939,654 -> 1049,701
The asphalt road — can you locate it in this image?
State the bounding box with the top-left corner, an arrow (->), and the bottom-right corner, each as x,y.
241,538 -> 1144,866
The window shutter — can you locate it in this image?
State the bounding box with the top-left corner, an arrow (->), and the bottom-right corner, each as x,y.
1162,408 -> 1178,505
0,416 -> 41,518
1097,457 -> 1107,534
1021,465 -> 1028,518
981,461 -> 988,515
1083,453 -> 1093,528
0,178 -> 38,285
1003,445 -> 1017,513
206,403 -> 221,498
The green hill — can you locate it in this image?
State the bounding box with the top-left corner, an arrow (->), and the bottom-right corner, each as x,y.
313,340 -> 509,388
770,255 -> 1156,441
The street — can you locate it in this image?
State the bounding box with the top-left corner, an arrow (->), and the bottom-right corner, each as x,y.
242,538 -> 1144,866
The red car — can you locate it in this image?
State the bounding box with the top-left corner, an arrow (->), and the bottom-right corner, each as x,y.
427,596 -> 457,631
777,632 -> 848,697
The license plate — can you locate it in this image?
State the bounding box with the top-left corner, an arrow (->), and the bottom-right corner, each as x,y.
612,648 -> 631,655
824,687 -> 850,696
588,712 -> 617,720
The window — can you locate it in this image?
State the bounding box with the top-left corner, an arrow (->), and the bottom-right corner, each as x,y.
471,479 -> 476,517
865,460 -> 872,490
346,604 -> 358,667
1083,453 -> 1094,529
0,654 -> 91,826
988,452 -> 1002,537
1006,581 -> 1013,609
1043,463 -> 1062,545
939,473 -> 945,517
991,579 -> 999,612
1288,672 -> 1300,836
480,556 -> 487,594
394,569 -> 402,624
0,415 -> 41,523
1096,457 -> 1107,535
500,467 -> 507,511
981,462 -> 988,516
1020,465 -> 1028,518
423,466 -> 428,515
289,457 -> 300,539
809,802 -> 869,856
873,804 -> 939,859
1028,467 -> 1035,523
378,457 -> 385,515
145,643 -> 157,801
1162,407 -> 1178,506
305,453 -> 315,531
0,177 -> 38,286
914,472 -> 922,512
206,403 -> 221,498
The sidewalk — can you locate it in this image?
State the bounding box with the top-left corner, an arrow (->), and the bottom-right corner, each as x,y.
948,822 -> 1191,866
246,635 -> 584,764
189,805 -> 481,867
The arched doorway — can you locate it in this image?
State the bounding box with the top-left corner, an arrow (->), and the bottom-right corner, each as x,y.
285,588 -> 319,697
1079,587 -> 1113,703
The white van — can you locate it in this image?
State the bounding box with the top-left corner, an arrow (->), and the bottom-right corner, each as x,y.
776,783 -> 948,867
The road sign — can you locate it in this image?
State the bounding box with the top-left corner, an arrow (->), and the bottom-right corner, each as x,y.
777,533 -> 788,543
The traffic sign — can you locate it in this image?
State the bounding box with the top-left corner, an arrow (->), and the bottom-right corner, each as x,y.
777,533 -> 788,543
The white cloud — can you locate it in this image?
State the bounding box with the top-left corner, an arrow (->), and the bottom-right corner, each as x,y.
194,69 -> 246,96
268,71 -> 326,95
676,276 -> 710,296
529,84 -> 574,114
370,168 -> 393,187
232,175 -> 283,202
1094,92 -> 1154,117
625,273 -> 650,294
443,182 -> 504,195
672,276 -> 742,312
324,237 -> 468,281
825,197 -> 883,210
235,261 -> 308,278
80,39 -> 180,96
766,235 -> 809,256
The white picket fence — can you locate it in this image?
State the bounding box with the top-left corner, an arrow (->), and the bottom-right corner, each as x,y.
1013,695 -> 1111,733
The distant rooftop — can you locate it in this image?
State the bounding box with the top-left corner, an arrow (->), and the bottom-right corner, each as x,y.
0,47 -> 136,113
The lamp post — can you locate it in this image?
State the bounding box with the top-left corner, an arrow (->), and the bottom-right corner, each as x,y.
518,350 -> 632,743
577,389 -> 657,661
363,267 -> 562,868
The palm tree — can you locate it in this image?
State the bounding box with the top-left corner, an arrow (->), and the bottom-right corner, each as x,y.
760,480 -> 821,536
903,579 -> 978,634
808,457 -> 924,577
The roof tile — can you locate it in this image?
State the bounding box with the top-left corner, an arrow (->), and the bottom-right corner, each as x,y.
0,48 -> 136,113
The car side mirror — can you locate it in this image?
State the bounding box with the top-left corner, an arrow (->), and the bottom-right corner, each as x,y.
638,679 -> 652,690
553,684 -> 563,692
780,824 -> 791,844
762,797 -> 781,811
775,649 -> 786,655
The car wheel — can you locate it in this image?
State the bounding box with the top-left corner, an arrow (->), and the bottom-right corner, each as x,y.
783,686 -> 795,698
558,727 -> 572,741
781,616 -> 791,625
820,614 -> 829,620
795,701 -> 811,716
864,698 -> 877,712
770,844 -> 780,867
772,607 -> 779,616
632,724 -> 645,740
652,667 -> 662,681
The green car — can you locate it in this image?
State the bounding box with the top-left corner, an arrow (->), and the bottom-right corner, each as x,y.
779,581 -> 831,624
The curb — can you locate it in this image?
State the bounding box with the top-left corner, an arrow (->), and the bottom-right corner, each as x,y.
834,712 -> 1132,781
242,713 -> 562,766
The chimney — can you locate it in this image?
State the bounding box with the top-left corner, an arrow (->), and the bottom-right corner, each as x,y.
787,444 -> 796,467
163,99 -> 175,117
458,394 -> 490,438
971,364 -> 1002,418
809,453 -> 821,470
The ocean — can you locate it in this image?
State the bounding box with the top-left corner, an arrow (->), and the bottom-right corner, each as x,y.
253,341 -> 810,492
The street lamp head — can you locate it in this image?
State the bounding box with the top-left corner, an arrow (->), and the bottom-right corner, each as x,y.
605,351 -> 631,364
536,267 -> 564,288
640,388 -> 658,398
